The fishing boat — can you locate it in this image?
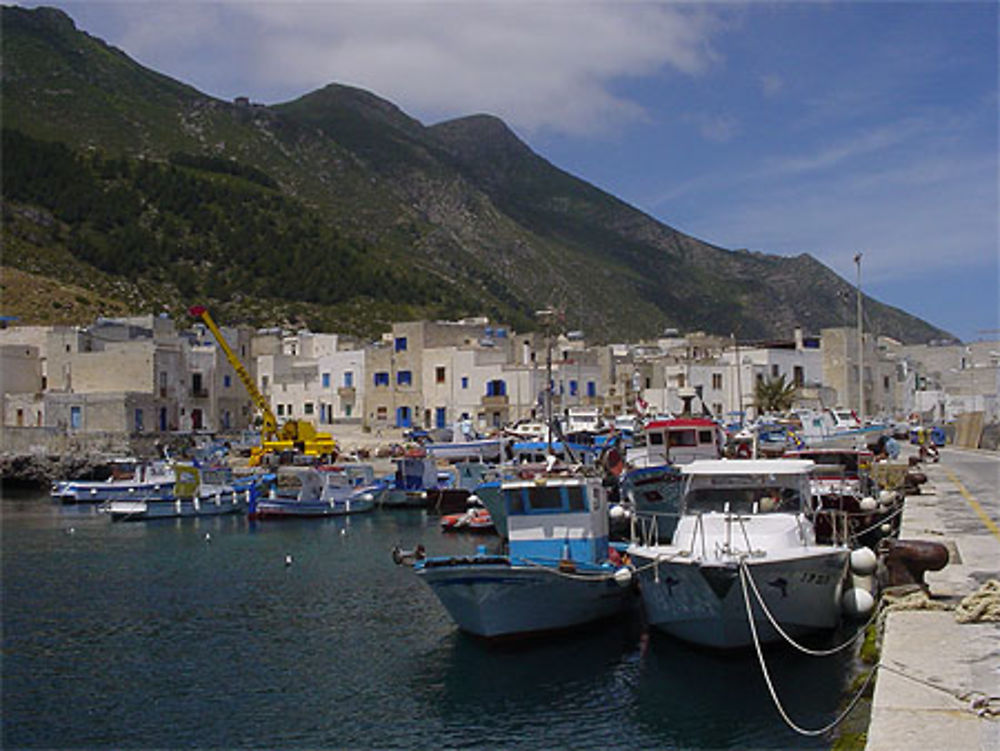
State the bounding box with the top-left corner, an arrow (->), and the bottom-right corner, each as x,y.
398,471 -> 635,638
250,465 -> 383,519
784,447 -> 902,547
102,464 -> 258,521
51,458 -> 175,504
382,453 -> 444,507
621,417 -> 724,540
627,459 -> 850,649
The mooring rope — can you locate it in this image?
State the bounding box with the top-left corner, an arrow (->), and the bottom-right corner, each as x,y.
740,559 -> 877,657
738,561 -> 879,736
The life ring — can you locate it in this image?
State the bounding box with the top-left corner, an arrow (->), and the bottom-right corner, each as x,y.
735,443 -> 752,459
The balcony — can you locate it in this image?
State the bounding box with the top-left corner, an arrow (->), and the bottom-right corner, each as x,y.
338,386 -> 356,400
190,389 -> 210,399
481,394 -> 509,408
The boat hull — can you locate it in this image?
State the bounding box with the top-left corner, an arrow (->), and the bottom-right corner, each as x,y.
631,548 -> 849,648
251,498 -> 374,518
105,492 -> 248,522
416,559 -> 633,638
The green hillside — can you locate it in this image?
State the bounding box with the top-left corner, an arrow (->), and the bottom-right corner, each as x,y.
0,5 -> 952,344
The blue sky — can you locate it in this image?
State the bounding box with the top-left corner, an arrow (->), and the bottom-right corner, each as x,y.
44,1 -> 998,342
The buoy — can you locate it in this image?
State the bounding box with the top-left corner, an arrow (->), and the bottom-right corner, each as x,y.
609,504 -> 626,520
859,497 -> 878,512
66,527 -> 76,535
842,587 -> 875,618
340,528 -> 346,536
205,532 -> 211,543
850,546 -> 878,576
284,554 -> 293,566
613,567 -> 633,587
880,523 -> 892,535
879,489 -> 895,504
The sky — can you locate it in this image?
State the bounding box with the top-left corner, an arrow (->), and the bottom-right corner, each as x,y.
37,1 -> 999,343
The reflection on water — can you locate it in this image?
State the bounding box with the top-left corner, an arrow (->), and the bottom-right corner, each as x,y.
3,490 -> 854,749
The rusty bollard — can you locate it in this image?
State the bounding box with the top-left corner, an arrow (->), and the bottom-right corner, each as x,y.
880,539 -> 949,590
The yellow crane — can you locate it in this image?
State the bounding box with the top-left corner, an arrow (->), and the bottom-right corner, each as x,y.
189,306 -> 337,466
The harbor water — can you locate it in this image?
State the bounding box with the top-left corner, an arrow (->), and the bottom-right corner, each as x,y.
3,487 -> 860,749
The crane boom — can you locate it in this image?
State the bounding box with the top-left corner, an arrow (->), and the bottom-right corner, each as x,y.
189,306 -> 278,439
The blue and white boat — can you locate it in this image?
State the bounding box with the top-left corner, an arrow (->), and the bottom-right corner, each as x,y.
51,458 -> 175,504
401,471 -> 635,639
621,417 -> 724,539
102,464 -> 261,521
250,465 -> 385,519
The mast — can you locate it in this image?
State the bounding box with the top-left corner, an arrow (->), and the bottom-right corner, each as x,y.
854,253 -> 865,424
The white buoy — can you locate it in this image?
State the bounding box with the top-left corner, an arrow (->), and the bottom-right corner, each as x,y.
205,532 -> 211,543
340,528 -> 346,536
609,504 -> 626,521
880,523 -> 892,535
284,554 -> 293,566
66,527 -> 76,535
842,587 -> 875,618
613,567 -> 633,587
850,546 -> 878,576
859,497 -> 878,512
879,489 -> 895,504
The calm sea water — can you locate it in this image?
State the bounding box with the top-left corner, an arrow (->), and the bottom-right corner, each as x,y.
2,487 -> 861,750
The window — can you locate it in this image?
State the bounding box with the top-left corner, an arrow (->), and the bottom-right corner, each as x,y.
373,371 -> 390,387
223,375 -> 231,388
771,364 -> 780,378
712,373 -> 723,390
713,403 -> 723,416
159,371 -> 167,398
435,366 -> 446,384
261,375 -> 269,389
698,430 -> 714,444
883,375 -> 890,391
134,409 -> 144,432
394,336 -> 407,352
344,404 -> 352,417
569,380 -> 578,396
304,403 -> 314,415
461,376 -> 469,390
397,370 -> 412,386
587,381 -> 596,397
70,406 -> 81,429
322,373 -> 331,388
486,379 -> 507,397
376,406 -> 387,421
794,366 -> 804,387
343,371 -> 353,388
277,404 -> 285,416
668,430 -> 697,447
287,404 -> 293,416
677,374 -> 685,388
192,373 -> 204,395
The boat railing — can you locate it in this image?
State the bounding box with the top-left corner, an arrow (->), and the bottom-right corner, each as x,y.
629,509 -> 681,548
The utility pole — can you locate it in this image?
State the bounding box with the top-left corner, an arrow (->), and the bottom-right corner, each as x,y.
855,252 -> 865,424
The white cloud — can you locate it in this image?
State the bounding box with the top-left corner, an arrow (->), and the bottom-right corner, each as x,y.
66,1 -> 724,136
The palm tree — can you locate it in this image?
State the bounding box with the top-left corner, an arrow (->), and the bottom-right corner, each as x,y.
754,374 -> 798,414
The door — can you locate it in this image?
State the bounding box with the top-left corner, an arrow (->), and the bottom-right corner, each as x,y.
395,406 -> 411,428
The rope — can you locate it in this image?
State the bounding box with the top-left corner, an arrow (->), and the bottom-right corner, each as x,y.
738,563 -> 878,736
739,559 -> 876,657
955,579 -> 1000,623
876,659 -> 1000,718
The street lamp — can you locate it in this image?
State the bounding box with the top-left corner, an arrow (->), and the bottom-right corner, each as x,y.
855,252 -> 864,424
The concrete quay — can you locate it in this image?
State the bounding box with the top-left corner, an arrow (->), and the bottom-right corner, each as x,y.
865,449 -> 1000,751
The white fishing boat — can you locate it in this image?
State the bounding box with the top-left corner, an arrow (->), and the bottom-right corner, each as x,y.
250,465 -> 383,518
102,464 -> 255,521
627,459 -> 850,649
398,471 -> 635,638
51,458 -> 175,504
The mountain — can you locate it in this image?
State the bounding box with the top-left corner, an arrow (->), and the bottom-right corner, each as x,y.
0,5 -> 952,344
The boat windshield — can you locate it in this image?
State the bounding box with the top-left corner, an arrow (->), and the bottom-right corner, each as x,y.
682,473 -> 809,515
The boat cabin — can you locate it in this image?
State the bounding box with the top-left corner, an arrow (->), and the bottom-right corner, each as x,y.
679,459 -> 815,516
628,418 -> 723,468
784,448 -> 875,498
503,475 -> 609,564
